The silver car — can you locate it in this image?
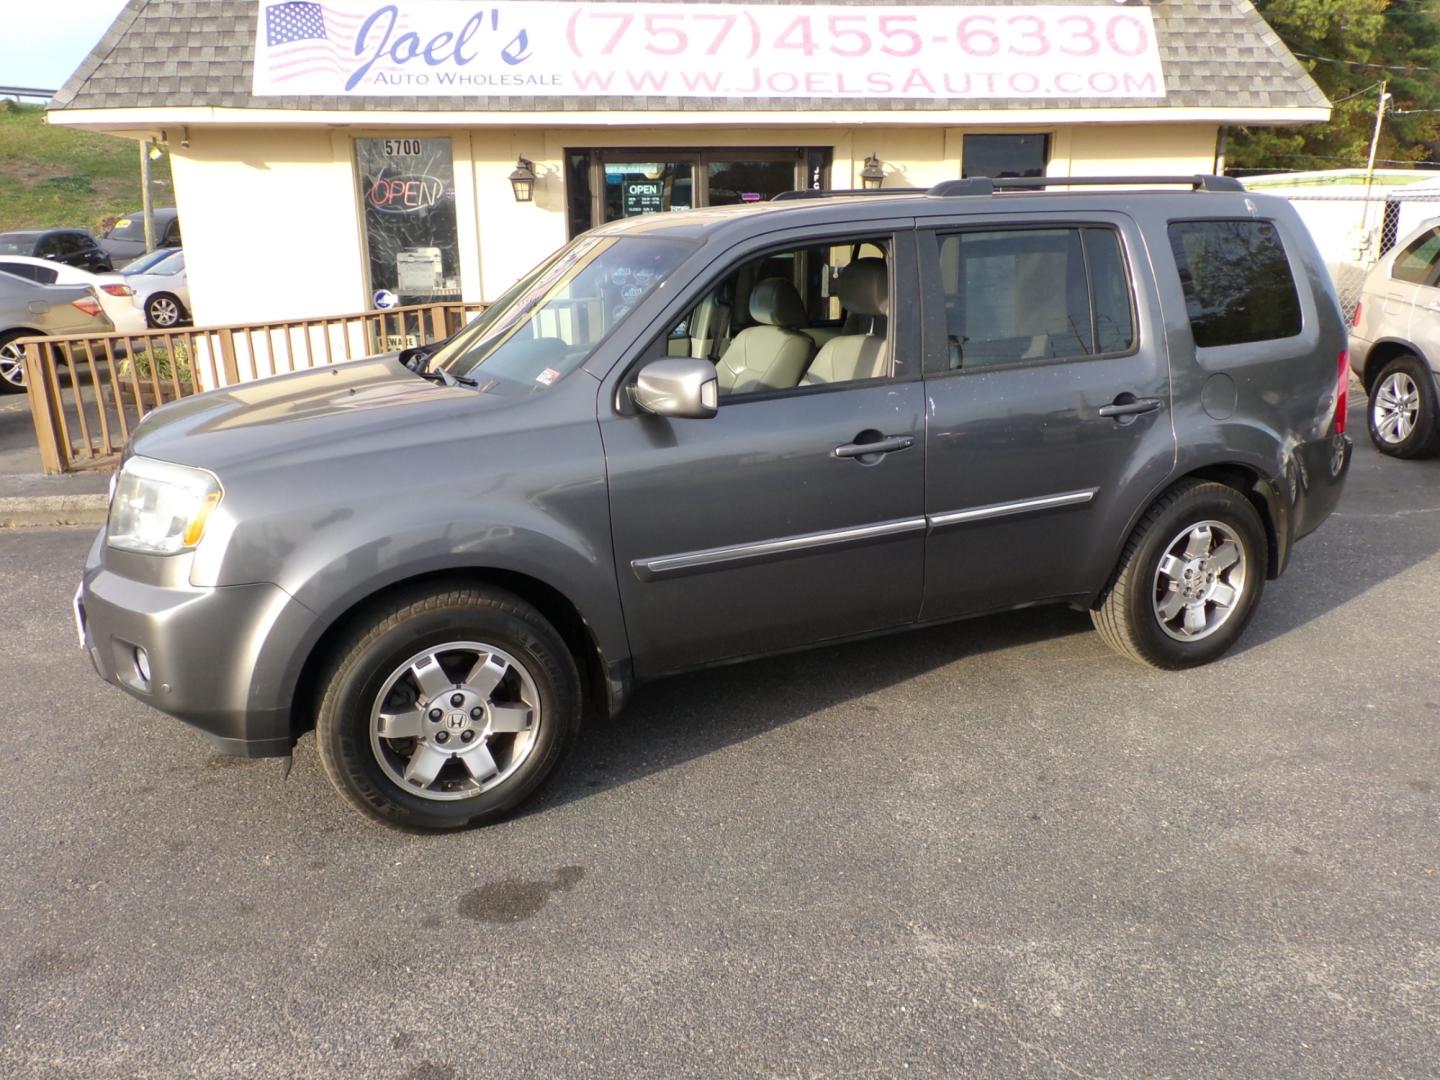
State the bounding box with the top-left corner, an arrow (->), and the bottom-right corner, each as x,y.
0,273 -> 115,392
1349,218 -> 1440,457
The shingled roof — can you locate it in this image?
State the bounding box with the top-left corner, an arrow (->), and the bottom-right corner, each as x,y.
51,0 -> 1328,115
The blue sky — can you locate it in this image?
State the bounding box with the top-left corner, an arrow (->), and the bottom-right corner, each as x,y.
1,0 -> 130,91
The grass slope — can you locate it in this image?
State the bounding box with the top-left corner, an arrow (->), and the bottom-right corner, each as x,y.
0,101 -> 172,234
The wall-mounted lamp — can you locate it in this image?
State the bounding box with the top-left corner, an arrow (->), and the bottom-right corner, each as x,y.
509,156 -> 537,203
180,125 -> 190,149
860,153 -> 885,191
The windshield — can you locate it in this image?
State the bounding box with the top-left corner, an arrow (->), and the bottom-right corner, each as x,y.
143,251 -> 184,276
432,234 -> 693,395
121,248 -> 178,275
0,234 -> 33,255
106,217 -> 147,242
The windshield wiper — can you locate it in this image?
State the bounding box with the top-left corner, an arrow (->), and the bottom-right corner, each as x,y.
413,366 -> 481,389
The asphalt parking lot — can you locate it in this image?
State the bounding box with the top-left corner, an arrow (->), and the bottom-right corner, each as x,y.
2,422 -> 1438,1079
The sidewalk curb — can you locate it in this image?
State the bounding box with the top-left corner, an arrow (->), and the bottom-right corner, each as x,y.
0,494 -> 108,528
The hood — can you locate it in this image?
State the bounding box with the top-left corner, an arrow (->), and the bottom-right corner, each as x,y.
129,355 -> 508,473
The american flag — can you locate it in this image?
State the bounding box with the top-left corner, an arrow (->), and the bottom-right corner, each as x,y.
263,2 -> 370,84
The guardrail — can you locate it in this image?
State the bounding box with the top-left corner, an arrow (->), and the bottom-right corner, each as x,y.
22,301 -> 485,474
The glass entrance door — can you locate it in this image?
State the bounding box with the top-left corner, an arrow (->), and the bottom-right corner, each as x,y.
602,160 -> 697,220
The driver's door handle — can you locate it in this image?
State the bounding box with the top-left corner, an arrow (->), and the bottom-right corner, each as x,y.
833,434 -> 915,459
1097,396 -> 1163,418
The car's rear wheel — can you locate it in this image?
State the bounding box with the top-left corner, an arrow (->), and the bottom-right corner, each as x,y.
0,331 -> 29,393
145,293 -> 185,329
1367,353 -> 1440,459
315,584 -> 581,830
1092,481 -> 1266,669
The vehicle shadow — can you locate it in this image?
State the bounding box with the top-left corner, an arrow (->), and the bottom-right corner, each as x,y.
523,603 -> 1094,817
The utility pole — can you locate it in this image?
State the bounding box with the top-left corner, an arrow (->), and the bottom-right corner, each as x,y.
1362,81 -> 1390,204
1359,81 -> 1391,256
139,139 -> 156,253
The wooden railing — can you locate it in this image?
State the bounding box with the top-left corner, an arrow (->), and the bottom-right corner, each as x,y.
22,301 -> 485,474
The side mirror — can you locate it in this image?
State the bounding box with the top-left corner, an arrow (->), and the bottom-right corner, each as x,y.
632,357 -> 719,419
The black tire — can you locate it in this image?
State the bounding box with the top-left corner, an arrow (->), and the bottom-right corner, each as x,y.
145,293 -> 187,328
1091,481 -> 1267,670
0,330 -> 30,394
315,584 -> 582,830
1366,352 -> 1440,459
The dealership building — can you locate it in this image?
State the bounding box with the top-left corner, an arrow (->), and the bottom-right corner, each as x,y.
49,0 -> 1328,327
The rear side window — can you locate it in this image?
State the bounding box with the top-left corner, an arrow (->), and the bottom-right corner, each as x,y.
935,226 -> 1135,370
1167,219 -> 1301,348
0,262 -> 56,284
1392,227 -> 1440,286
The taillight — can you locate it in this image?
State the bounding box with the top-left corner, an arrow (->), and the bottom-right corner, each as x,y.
1334,350 -> 1349,436
71,298 -> 103,318
1350,301 -> 1362,329
100,284 -> 133,297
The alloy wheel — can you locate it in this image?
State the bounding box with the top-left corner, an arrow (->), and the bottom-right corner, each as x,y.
1372,371 -> 1420,446
0,342 -> 24,388
1151,519 -> 1248,642
369,641 -> 541,801
148,297 -> 181,327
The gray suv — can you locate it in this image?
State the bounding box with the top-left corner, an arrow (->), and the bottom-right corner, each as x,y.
76,176 -> 1352,831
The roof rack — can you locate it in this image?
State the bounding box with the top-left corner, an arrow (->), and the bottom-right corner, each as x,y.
770,187 -> 925,202
926,175 -> 1245,197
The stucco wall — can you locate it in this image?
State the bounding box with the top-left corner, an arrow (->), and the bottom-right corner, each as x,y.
168,121 -> 1220,322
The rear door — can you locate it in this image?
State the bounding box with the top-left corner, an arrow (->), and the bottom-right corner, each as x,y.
1395,226 -> 1440,356
917,213 -> 1177,619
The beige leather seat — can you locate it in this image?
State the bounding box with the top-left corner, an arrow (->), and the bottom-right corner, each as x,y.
801,259 -> 889,385
715,278 -> 815,395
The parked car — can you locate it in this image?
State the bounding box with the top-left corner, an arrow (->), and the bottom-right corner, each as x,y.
0,255 -> 147,334
77,176 -> 1351,830
1349,217 -> 1440,458
0,274 -> 114,391
126,249 -> 190,328
99,208 -> 181,268
0,229 -> 112,273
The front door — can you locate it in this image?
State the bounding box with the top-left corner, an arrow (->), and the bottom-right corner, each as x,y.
600,226 -> 925,676
918,215 -> 1177,619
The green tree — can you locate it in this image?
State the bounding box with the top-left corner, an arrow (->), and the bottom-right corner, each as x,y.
1227,0 -> 1440,172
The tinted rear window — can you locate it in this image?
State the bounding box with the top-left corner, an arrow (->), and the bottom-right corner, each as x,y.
1167,219 -> 1301,348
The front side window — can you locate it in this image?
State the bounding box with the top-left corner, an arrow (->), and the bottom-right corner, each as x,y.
433,235 -> 692,397
661,235 -> 895,400
1167,219 -> 1301,348
1392,227 -> 1440,286
934,226 -> 1134,370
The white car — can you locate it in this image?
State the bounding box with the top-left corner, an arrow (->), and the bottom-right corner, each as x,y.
1350,218 -> 1440,458
127,249 -> 190,329
0,254 -> 147,334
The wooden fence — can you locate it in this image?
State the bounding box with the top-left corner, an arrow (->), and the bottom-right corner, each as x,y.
22,301 -> 484,474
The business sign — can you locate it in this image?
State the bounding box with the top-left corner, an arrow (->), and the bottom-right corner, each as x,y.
254,2 -> 1166,99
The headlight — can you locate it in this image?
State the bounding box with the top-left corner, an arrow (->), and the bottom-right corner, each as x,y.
107,456 -> 223,555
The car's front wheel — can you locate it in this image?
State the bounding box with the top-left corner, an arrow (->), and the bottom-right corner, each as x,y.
1092,481 -> 1267,669
1367,352 -> 1440,459
0,331 -> 29,393
315,584 -> 582,830
145,293 -> 186,328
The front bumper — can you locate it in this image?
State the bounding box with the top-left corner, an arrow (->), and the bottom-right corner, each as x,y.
78,545 -> 317,757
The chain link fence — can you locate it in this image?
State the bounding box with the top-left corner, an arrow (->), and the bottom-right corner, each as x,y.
1261,186 -> 1440,321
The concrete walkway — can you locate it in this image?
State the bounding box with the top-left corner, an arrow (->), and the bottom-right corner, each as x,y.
0,396 -> 110,526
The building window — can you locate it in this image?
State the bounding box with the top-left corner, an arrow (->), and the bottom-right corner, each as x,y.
355,137 -> 462,308
565,149 -> 830,238
961,134 -> 1050,179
